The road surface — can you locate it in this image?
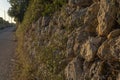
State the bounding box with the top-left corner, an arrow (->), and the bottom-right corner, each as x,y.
0,27 -> 16,80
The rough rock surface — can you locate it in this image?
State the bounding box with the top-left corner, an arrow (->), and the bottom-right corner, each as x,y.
84,2 -> 99,33
98,36 -> 120,61
97,0 -> 116,36
65,56 -> 83,80
17,0 -> 120,80
107,29 -> 120,39
80,37 -> 104,62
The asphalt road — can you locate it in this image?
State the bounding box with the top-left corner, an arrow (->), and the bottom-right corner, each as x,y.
0,27 -> 16,80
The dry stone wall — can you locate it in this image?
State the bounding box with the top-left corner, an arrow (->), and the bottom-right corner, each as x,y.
18,0 -> 120,80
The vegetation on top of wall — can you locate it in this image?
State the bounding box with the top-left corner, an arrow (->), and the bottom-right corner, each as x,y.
8,0 -> 30,22
8,0 -> 67,23
41,0 -> 67,16
16,0 -> 68,36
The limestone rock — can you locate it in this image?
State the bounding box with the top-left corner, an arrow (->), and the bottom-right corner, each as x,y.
97,40 -> 111,60
73,42 -> 79,55
107,29 -> 120,39
73,27 -> 89,55
117,73 -> 120,80
65,8 -> 87,28
97,0 -> 116,36
66,33 -> 75,58
17,0 -> 120,79
98,36 -> 120,61
82,61 -> 105,80
65,58 -> 108,80
65,56 -> 83,80
84,2 -> 99,33
80,37 -> 104,62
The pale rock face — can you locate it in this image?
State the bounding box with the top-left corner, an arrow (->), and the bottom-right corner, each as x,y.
98,36 -> 120,61
107,29 -> 120,39
80,37 -> 104,61
97,0 -> 116,36
65,8 -> 87,28
73,42 -> 79,55
117,73 -> 120,80
84,2 -> 99,33
97,40 -> 112,60
65,56 -> 83,80
65,0 -> 119,79
73,27 -> 89,55
87,61 -> 104,80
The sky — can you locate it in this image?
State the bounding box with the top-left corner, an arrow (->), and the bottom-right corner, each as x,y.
0,0 -> 14,23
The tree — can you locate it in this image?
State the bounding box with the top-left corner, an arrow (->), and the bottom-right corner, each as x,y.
8,0 -> 30,22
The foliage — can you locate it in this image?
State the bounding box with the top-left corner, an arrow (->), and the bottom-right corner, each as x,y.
42,0 -> 67,16
8,0 -> 67,23
8,0 -> 30,22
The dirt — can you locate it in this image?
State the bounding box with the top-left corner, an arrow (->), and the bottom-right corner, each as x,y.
0,27 -> 16,80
